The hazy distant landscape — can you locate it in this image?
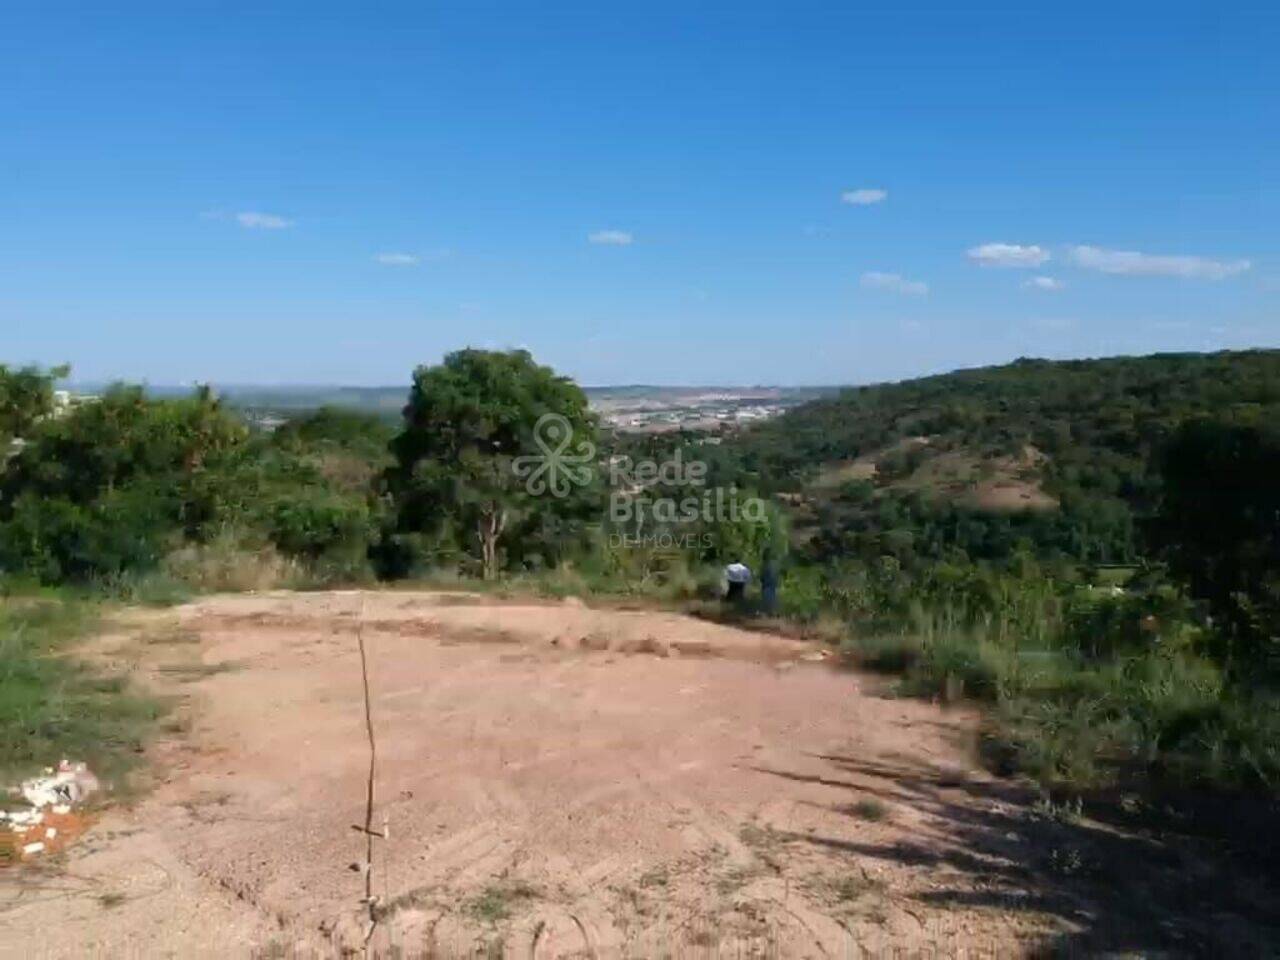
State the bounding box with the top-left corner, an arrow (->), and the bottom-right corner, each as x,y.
72,382 -> 839,433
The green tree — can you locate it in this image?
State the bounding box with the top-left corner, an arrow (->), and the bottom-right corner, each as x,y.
1150,418 -> 1280,670
0,385 -> 248,581
385,350 -> 597,580
0,363 -> 68,447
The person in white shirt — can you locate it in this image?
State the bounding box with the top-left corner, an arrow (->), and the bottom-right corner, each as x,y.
724,560 -> 752,604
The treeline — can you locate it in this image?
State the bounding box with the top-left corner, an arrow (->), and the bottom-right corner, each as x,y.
721,350 -> 1280,495
0,352 -> 774,599
0,380 -> 386,592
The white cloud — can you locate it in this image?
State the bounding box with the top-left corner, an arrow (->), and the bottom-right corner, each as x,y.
841,188 -> 887,206
374,252 -> 419,266
1024,276 -> 1064,291
1069,245 -> 1251,280
235,211 -> 293,230
588,230 -> 633,245
860,271 -> 928,296
967,243 -> 1050,268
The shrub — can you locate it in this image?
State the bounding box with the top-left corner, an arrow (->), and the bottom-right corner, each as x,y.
161,534 -> 308,593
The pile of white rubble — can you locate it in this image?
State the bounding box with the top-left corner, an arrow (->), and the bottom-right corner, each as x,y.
2,760 -> 99,858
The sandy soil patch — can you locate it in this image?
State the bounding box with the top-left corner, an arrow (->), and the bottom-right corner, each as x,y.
5,590 -> 1265,957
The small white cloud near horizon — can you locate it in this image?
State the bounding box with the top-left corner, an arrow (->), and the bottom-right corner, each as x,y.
235,211 -> 293,230
860,271 -> 928,296
374,252 -> 419,266
1024,276 -> 1064,291
841,188 -> 887,206
1069,245 -> 1251,280
588,229 -> 633,245
967,243 -> 1050,268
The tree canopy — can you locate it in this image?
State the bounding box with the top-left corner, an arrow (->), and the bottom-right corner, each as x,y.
0,363 -> 67,447
384,349 -> 599,579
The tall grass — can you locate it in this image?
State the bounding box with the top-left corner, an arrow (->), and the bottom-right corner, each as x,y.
843,590 -> 1280,793
0,592 -> 160,783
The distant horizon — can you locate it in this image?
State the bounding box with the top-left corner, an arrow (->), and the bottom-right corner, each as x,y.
59,343 -> 1280,395
65,379 -> 842,391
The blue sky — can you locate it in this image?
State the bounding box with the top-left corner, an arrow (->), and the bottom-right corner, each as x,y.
2,2 -> 1276,386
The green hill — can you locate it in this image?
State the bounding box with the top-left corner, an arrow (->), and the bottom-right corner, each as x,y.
708,350 -> 1280,566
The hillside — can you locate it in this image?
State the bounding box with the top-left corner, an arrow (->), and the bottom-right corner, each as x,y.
704,350 -> 1280,566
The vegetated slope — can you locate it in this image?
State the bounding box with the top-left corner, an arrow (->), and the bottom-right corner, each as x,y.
717,350 -> 1280,565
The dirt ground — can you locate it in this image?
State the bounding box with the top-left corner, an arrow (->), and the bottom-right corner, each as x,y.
3,591 -> 1277,957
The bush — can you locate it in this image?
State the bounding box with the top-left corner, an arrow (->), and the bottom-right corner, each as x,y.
161,534 -> 308,593
266,489 -> 373,565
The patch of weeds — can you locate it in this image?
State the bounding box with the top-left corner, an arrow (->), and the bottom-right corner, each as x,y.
1032,793 -> 1083,824
738,821 -> 787,873
1047,845 -> 1088,876
372,884 -> 440,923
850,797 -> 889,821
97,891 -> 127,909
0,595 -> 162,783
827,872 -> 885,903
465,882 -> 538,925
97,570 -> 193,607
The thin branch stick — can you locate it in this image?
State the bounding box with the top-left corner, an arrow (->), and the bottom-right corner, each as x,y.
355,595 -> 380,949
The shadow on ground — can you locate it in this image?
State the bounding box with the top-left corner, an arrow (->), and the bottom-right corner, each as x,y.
753,753 -> 1280,957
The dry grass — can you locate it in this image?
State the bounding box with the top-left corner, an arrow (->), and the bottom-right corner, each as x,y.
162,539 -> 308,593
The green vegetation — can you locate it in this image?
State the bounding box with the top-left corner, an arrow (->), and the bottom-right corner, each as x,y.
3,348 -> 1280,816
381,349 -> 600,580
0,384 -> 383,589
0,593 -> 159,783
1,362 -> 68,447
464,881 -> 539,924
849,797 -> 889,821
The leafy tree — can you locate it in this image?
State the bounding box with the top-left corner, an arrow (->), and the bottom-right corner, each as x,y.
0,363 -> 68,446
0,385 -> 248,581
1150,418 -> 1280,670
385,350 -> 598,579
0,385 -> 244,507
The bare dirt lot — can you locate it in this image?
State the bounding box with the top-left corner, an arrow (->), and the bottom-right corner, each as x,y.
3,591 -> 1276,957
